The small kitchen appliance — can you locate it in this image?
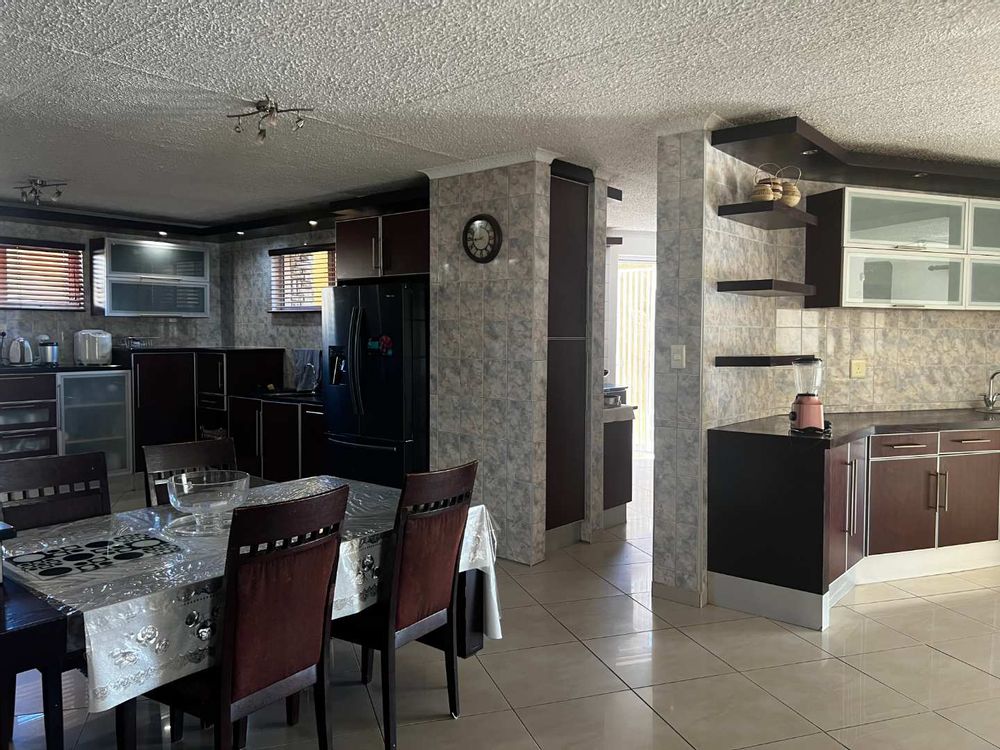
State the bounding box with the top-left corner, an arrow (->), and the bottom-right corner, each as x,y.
38,340 -> 59,366
7,336 -> 35,365
789,356 -> 830,434
74,329 -> 112,365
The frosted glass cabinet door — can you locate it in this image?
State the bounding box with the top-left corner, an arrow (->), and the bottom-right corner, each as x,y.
107,280 -> 208,316
968,258 -> 1000,308
971,201 -> 1000,254
845,190 -> 966,251
108,240 -> 207,279
59,372 -> 131,473
843,251 -> 964,308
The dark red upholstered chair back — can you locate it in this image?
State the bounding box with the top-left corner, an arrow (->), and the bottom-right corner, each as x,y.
390,462 -> 477,632
0,452 -> 111,530
219,486 -> 349,703
143,439 -> 238,507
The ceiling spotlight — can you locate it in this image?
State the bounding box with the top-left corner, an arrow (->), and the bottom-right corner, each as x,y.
308,220 -> 318,226
913,172 -> 928,178
227,95 -> 314,144
236,231 -> 245,236
158,231 -> 168,237
14,177 -> 68,206
801,148 -> 819,156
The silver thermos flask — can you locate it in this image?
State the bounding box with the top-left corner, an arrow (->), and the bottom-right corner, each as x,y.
39,340 -> 59,366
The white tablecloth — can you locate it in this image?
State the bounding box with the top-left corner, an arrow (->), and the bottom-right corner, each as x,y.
2,476 -> 501,712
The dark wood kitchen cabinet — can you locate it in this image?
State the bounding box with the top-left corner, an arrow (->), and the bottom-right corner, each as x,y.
300,405 -> 327,476
938,452 -> 1000,547
196,352 -> 225,394
335,211 -> 429,281
228,396 -> 261,477
132,352 -> 196,469
847,437 -> 868,568
825,442 -> 850,583
261,401 -> 299,482
868,456 -> 939,554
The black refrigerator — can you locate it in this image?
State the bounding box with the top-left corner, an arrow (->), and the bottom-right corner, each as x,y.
320,281 -> 428,488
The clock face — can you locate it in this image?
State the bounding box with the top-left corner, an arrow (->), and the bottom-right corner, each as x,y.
463,214 -> 502,263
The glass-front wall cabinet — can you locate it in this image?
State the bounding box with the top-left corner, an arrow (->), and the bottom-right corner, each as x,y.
971,201 -> 1000,254
968,258 -> 1000,308
843,251 -> 964,308
845,189 -> 966,251
58,371 -> 131,474
107,240 -> 207,280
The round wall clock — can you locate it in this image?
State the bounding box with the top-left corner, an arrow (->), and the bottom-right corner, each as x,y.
463,214 -> 503,264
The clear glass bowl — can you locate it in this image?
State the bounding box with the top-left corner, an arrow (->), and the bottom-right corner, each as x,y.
166,469 -> 250,536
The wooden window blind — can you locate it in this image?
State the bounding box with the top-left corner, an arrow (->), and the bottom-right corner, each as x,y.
0,240 -> 85,310
269,245 -> 335,312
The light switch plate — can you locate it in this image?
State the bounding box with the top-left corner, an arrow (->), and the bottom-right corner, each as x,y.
670,344 -> 686,369
850,359 -> 867,379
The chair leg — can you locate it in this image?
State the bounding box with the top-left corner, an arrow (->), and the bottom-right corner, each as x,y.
380,645 -> 397,750
314,662 -> 332,750
285,693 -> 300,726
115,698 -> 137,750
213,707 -> 231,750
40,667 -> 65,750
444,615 -> 460,719
169,705 -> 185,743
234,718 -> 248,750
361,646 -> 374,685
1,671 -> 16,750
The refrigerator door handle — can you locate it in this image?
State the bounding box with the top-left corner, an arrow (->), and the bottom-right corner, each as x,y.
325,436 -> 398,452
347,306 -> 359,416
354,306 -> 366,416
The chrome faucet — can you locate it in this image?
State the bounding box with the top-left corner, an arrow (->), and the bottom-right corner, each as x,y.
982,371 -> 1000,411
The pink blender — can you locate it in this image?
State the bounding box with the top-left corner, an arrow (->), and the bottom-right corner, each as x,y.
789,357 -> 829,434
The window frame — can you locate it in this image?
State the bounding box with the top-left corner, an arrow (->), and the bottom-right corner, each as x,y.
268,243 -> 336,313
0,236 -> 87,311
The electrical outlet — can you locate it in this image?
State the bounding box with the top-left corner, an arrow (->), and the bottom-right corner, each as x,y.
850,359 -> 867,379
670,344 -> 686,369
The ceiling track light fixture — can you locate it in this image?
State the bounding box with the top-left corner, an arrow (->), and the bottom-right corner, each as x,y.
227,95 -> 315,144
14,177 -> 68,206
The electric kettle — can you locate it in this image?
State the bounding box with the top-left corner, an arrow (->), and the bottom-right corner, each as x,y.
7,337 -> 35,365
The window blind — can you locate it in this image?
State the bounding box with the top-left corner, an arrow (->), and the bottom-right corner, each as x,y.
0,242 -> 85,310
269,246 -> 335,312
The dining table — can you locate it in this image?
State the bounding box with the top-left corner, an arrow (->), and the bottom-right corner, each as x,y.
0,475 -> 502,714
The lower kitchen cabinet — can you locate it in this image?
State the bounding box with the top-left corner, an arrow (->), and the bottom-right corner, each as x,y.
228,397 -> 261,477
300,405 -> 327,476
938,452 -> 1000,547
133,352 -> 196,469
261,401 -> 299,482
825,443 -> 850,582
868,457 -> 938,554
58,371 -> 131,475
847,437 -> 868,568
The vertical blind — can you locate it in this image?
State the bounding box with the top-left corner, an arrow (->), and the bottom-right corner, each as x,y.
615,259 -> 656,455
0,242 -> 85,310
269,245 -> 335,312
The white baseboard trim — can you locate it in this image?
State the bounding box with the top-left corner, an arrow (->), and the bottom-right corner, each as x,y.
651,582 -> 704,607
854,541 -> 1000,583
708,572 -> 827,630
603,504 -> 627,528
546,521 -> 582,551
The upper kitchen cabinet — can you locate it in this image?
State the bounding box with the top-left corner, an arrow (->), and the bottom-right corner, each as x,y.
842,250 -> 964,308
334,210 -> 429,281
89,237 -> 210,317
971,200 -> 1000,253
844,188 -> 966,251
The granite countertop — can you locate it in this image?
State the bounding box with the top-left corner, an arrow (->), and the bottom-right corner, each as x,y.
113,346 -> 285,354
0,364 -> 127,375
257,391 -> 324,407
712,408 -> 1000,447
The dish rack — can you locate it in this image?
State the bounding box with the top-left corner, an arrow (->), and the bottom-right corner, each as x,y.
117,336 -> 160,351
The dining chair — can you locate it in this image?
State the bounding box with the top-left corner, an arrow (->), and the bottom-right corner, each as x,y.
143,438 -> 238,507
330,461 -> 478,750
0,451 -> 112,750
137,484 -> 350,750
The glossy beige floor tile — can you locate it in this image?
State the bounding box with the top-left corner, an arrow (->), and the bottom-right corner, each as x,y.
834,582 -> 914,606
11,708 -> 89,750
954,565 -> 1000,587
630,593 -> 753,627
584,628 -> 732,688
843,644 -> 1000,709
594,562 -> 652,594
479,642 -> 626,708
682,618 -> 829,671
744,658 -> 923,730
926,588 -> 1000,627
628,537 -> 653,554
782,606 -> 919,656
499,549 -> 585,578
396,711 -> 539,750
515,568 -> 621,604
497,570 -> 538,609
367,649 -> 508,725
747,736 -> 846,749
517,690 -> 688,749
934,632 -> 1000,676
546,595 -> 669,639
829,712 -> 993,750
564,540 -> 652,568
850,598 -> 996,643
890,574 -> 984,596
479,604 -> 575,654
637,673 -> 818,750
938,696 -> 1000,746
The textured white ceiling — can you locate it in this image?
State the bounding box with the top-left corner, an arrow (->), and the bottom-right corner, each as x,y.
2,0 -> 1000,229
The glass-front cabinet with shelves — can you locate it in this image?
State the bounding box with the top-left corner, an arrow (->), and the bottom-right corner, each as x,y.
58,371 -> 132,475
844,189 -> 967,252
842,251 -> 964,309
970,200 -> 1000,254
967,257 -> 1000,308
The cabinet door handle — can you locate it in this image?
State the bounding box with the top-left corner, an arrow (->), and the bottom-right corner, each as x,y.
371,237 -> 378,271
217,361 -> 223,391
135,362 -> 141,409
942,471 -> 950,511
889,443 -> 927,449
255,409 -> 261,458
957,438 -> 992,444
304,410 -> 323,416
843,461 -> 852,533
849,459 -> 859,536
930,472 -> 941,509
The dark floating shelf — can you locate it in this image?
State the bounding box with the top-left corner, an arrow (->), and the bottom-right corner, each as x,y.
715,355 -> 805,368
712,116 -> 1000,199
717,201 -> 817,229
716,279 -> 816,297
